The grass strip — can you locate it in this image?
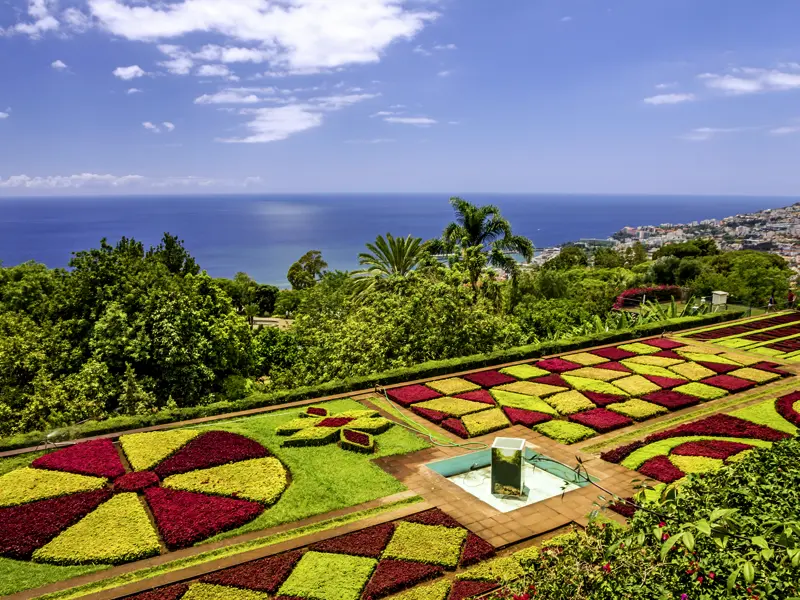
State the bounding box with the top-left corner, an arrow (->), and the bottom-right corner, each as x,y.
582,378 -> 800,454
37,496 -> 424,600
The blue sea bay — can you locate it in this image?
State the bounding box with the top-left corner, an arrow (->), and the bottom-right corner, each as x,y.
0,194 -> 795,286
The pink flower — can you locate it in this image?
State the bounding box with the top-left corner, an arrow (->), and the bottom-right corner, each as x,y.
602,563 -> 611,573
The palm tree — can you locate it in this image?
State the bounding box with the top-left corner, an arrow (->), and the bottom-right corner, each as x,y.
435,197 -> 535,294
350,233 -> 424,296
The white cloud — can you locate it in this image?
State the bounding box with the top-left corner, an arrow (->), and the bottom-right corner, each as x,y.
0,112 -> 9,120
643,93 -> 696,105
126,87 -> 142,94
192,45 -> 274,64
770,125 -> 800,135
142,121 -> 161,133
1,0 -> 60,37
679,127 -> 744,142
51,59 -> 68,70
62,8 -> 92,32
196,64 -> 234,78
113,65 -> 146,80
432,43 -> 457,50
699,68 -> 800,95
163,121 -> 175,132
437,70 -> 451,77
219,93 -> 378,143
157,45 -> 193,75
412,45 -> 432,56
0,173 -> 259,191
385,116 -> 437,126
194,89 -> 262,104
88,0 -> 438,72
655,82 -> 677,89
371,110 -> 397,117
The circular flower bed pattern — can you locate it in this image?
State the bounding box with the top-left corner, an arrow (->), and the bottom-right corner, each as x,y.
0,431 -> 289,565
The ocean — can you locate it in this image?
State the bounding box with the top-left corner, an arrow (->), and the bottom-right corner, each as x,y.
0,194 -> 795,287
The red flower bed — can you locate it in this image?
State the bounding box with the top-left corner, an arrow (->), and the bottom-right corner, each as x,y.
671,440 -> 754,460
752,361 -> 791,376
449,580 -> 498,600
502,407 -> 552,427
114,471 -> 160,492
462,370 -> 516,387
317,417 -> 354,428
536,358 -> 581,373
404,508 -> 463,529
701,375 -> 754,393
202,550 -> 302,592
595,362 -> 632,373
600,440 -> 645,464
652,349 -> 683,360
460,532 -> 496,567
154,431 -> 270,478
646,414 -> 791,443
455,390 -> 496,405
568,408 -> 633,433
145,487 -> 264,549
608,498 -> 637,518
532,373 -> 571,388
306,407 -> 328,417
642,390 -> 700,410
696,361 -> 739,374
386,385 -> 442,407
638,455 -> 685,484
311,522 -> 394,558
362,559 -> 443,600
590,347 -> 636,361
411,406 -> 449,424
343,429 -> 371,446
643,375 -> 689,390
776,391 -> 800,426
32,439 -> 125,479
129,584 -> 189,600
583,391 -> 627,407
442,418 -> 469,439
613,285 -> 680,310
642,338 -> 685,350
0,490 -> 111,559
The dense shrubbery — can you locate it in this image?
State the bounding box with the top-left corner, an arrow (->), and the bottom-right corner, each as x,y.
493,438 -> 800,599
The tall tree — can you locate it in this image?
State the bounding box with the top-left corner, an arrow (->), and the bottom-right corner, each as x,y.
287,250 -> 328,290
434,197 -> 534,295
351,234 -> 424,296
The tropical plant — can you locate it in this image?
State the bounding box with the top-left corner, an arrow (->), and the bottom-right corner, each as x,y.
350,233 -> 424,297
287,250 -> 328,290
431,197 -> 534,296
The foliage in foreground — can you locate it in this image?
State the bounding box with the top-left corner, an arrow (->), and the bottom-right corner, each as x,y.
493,438 -> 800,599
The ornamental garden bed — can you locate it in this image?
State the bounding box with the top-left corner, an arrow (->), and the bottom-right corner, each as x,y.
385,339 -> 791,444
0,399 -> 430,597
118,508 -> 540,600
599,390 -> 800,485
682,312 -> 800,361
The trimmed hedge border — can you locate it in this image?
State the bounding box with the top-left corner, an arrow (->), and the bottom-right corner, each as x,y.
0,311 -> 745,453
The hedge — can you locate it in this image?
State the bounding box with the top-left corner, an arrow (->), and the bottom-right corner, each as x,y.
0,310 -> 745,452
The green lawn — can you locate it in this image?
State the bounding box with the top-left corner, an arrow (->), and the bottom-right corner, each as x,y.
0,398 -> 430,597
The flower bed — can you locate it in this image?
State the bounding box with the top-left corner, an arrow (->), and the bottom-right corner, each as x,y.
672,382 -> 727,400
347,417 -> 393,434
361,560 -> 442,600
669,455 -> 723,474
32,439 -> 125,479
590,346 -> 636,360
641,390 -> 700,410
642,375 -> 688,389
499,364 -> 549,380
311,523 -> 395,558
146,487 -> 264,550
545,390 -> 596,415
0,468 -> 106,507
386,385 -> 441,407
562,375 -> 628,397
622,361 -> 684,379
569,408 -> 633,433
0,490 -> 111,559
462,370 -> 516,387
425,378 -> 480,396
411,406 -> 449,424
318,417 -> 354,428
454,390 -> 496,405
616,342 -> 661,355
340,429 -> 375,453
154,431 -> 271,478
607,399 -> 668,421
583,391 -> 627,407
776,391 -> 800,426
462,409 -> 510,437
33,493 -> 161,565
594,362 -> 633,373
562,352 -> 609,366
201,550 -> 302,592
120,430 -> 200,472
535,420 -> 595,444
502,407 -> 553,427
280,426 -> 340,447
701,374 -> 754,393
413,397 -> 490,417
670,440 -> 754,459
460,533 -> 496,566
491,390 -> 558,414
114,471 -> 160,493
305,406 -> 328,417
696,361 -> 740,374
638,455 -> 684,483
383,522 -> 467,568
535,357 -> 582,372
728,367 -> 781,383
183,584 -> 268,600
495,380 -> 567,397
441,418 -> 469,439
567,366 -> 627,382
612,375 -> 662,396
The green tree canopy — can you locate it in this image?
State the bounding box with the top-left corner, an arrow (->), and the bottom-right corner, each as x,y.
287,250 -> 328,290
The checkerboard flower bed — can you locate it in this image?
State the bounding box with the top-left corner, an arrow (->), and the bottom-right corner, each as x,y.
411,406 -> 449,423
361,560 -> 443,600
454,389 -> 496,405
672,382 -> 727,400
563,352 -> 609,366
386,385 -> 441,407
311,523 -> 395,558
462,370 -> 517,387
459,533 -> 496,566
184,584 -> 269,600
133,584 -> 189,600
441,418 -> 469,439
462,408 -> 510,436
201,550 -> 302,592
642,375 -> 687,389
530,373 -> 571,388
502,407 -> 553,427
448,581 -> 497,600
383,522 -> 467,568
696,361 -> 740,374
32,439 -> 125,479
613,375 -> 662,396
404,508 -> 463,529
425,378 -> 480,396
701,374 -> 755,393
535,420 -> 595,444
413,397 -> 491,417
582,391 -> 627,407
499,364 -> 550,380
340,429 -> 375,453
545,390 -> 596,415
491,390 -> 558,415
569,408 -> 633,433
607,399 -> 667,421
535,357 -> 582,373
590,346 -> 636,360
641,390 -> 701,410
594,361 -> 633,374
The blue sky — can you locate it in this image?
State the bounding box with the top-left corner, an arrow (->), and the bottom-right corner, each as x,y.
2,0 -> 800,195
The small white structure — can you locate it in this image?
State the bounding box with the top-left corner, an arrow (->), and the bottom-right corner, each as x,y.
491,437 -> 526,497
712,291 -> 729,312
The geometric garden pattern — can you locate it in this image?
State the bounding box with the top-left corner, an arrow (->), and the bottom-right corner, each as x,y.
387,337 -> 792,444
0,430 -> 288,565
123,508 -> 524,600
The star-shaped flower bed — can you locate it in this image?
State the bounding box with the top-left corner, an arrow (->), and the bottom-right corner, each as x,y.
0,430 -> 290,565
276,408 -> 393,452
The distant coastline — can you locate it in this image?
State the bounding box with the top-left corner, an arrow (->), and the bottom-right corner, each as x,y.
1,193 -> 796,286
